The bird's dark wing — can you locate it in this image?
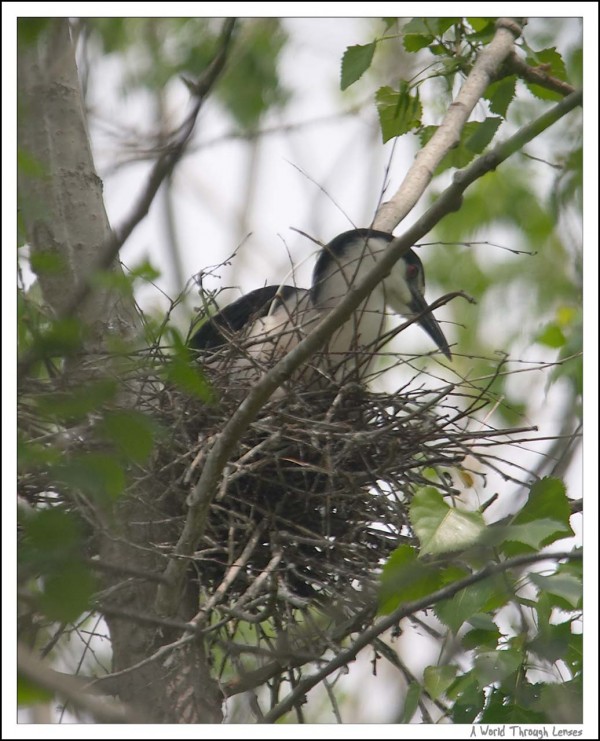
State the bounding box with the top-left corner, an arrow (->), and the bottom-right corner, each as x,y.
189,285 -> 299,351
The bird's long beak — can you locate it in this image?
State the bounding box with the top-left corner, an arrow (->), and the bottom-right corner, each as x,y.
408,286 -> 452,360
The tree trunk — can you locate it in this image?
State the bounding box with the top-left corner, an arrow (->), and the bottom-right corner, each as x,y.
18,18 -> 223,723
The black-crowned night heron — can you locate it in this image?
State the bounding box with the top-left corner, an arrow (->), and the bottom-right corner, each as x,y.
190,229 -> 451,386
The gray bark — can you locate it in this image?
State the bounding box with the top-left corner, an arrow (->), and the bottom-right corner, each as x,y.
17,19 -> 222,723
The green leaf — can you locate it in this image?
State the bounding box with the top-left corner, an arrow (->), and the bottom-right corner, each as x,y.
20,508 -> 83,570
462,626 -> 502,651
449,674 -> 485,723
91,268 -> 136,298
565,629 -> 583,675
340,42 -> 376,90
435,576 -> 506,633
218,19 -> 289,129
410,487 -> 486,555
378,544 -> 442,613
432,18 -> 461,35
481,687 -> 547,723
166,355 -> 214,401
18,675 -> 54,706
423,665 -> 457,700
53,453 -> 126,501
402,18 -> 431,33
33,317 -> 85,358
400,681 -> 421,723
19,508 -> 94,621
484,76 -> 516,118
375,83 -> 422,143
537,681 -> 583,724
525,82 -> 563,102
473,649 -> 522,687
490,518 -> 569,550
29,250 -> 67,276
523,46 -> 569,102
99,410 -> 158,463
38,561 -> 95,622
403,34 -> 432,52
402,18 -> 432,35
465,19 -> 497,44
467,613 -> 498,631
467,18 -> 494,32
529,572 -> 582,609
536,322 -> 566,348
128,259 -> 161,283
18,435 -> 62,471
22,508 -> 79,546
35,379 -> 118,422
429,43 -> 448,57
502,477 -> 573,556
555,314 -> 583,396
529,620 -> 574,663
464,117 -> 503,154
526,46 -> 568,81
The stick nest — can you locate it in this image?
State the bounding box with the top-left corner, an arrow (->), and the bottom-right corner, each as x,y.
18,342 -> 530,631
151,348 -> 494,622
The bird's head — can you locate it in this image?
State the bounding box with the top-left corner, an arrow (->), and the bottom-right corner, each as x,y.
385,246 -> 452,360
313,229 -> 451,360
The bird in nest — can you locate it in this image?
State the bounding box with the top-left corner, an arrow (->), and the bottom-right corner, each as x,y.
189,228 -> 451,391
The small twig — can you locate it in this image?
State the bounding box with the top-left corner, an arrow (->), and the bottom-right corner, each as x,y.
97,604 -> 204,635
323,677 -> 343,723
372,637 -> 450,719
503,50 -> 576,97
86,557 -> 170,585
193,524 -> 264,620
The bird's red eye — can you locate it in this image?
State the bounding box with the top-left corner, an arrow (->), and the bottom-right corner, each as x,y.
406,263 -> 418,280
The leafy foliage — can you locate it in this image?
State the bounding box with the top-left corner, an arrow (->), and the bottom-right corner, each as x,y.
378,475 -> 582,723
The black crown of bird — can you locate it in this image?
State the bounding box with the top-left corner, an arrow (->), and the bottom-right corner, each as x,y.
190,229 -> 451,390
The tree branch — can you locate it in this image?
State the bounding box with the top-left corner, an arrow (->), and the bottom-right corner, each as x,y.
503,50 -> 576,97
155,87 -> 582,617
18,643 -> 137,723
373,17 -> 523,232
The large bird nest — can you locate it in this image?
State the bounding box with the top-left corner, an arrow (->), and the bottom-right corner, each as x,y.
147,342 -> 520,629
17,334 -> 533,640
